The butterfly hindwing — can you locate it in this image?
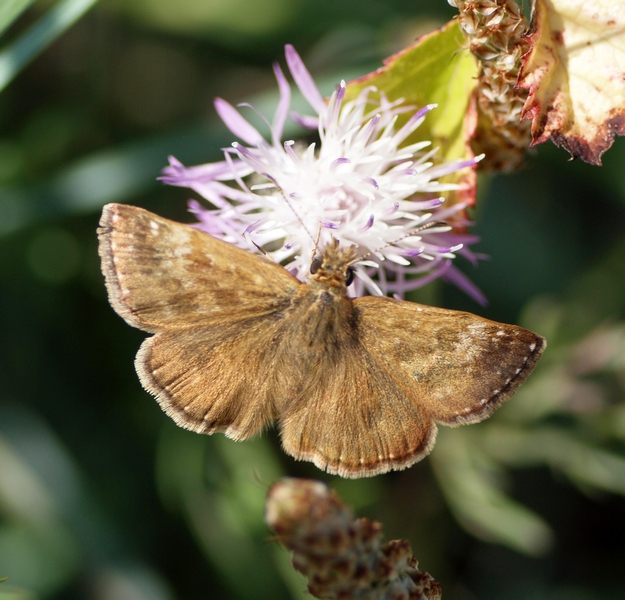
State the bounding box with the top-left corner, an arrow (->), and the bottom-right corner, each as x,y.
278,340 -> 438,477
136,316 -> 298,440
276,292 -> 437,478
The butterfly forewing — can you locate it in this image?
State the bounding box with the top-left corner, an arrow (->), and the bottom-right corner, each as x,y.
98,203 -> 300,332
355,296 -> 545,425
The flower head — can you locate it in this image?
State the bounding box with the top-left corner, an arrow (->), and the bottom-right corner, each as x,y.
161,45 -> 485,302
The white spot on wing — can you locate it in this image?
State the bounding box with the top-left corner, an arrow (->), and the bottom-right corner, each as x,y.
174,245 -> 191,258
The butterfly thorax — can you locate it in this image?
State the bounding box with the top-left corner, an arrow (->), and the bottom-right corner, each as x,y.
282,240 -> 358,349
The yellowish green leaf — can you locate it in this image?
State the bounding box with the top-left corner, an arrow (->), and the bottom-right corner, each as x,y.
345,20 -> 479,205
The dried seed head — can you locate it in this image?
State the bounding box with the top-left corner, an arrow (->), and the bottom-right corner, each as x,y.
451,0 -> 532,171
266,478 -> 442,600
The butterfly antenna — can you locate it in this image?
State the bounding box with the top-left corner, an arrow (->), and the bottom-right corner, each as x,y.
276,187 -> 319,255
349,220 -> 450,266
311,223 -> 323,265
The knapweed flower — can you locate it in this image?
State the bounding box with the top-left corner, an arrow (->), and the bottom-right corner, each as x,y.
161,44 -> 485,303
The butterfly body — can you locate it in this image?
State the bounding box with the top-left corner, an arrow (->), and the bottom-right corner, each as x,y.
98,203 -> 545,478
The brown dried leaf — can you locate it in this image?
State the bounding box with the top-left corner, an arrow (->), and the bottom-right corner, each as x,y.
518,0 -> 625,165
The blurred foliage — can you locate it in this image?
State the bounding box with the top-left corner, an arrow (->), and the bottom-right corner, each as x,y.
0,0 -> 100,93
1,1 -> 625,599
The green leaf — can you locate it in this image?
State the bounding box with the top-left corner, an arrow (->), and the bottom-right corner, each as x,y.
345,20 -> 479,203
0,0 -> 100,93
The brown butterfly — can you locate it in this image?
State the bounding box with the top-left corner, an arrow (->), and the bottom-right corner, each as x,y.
98,203 -> 545,478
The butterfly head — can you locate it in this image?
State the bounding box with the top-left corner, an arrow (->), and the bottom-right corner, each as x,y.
309,238 -> 358,290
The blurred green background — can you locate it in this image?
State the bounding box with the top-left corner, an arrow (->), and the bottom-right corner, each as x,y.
1,1 -> 625,599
